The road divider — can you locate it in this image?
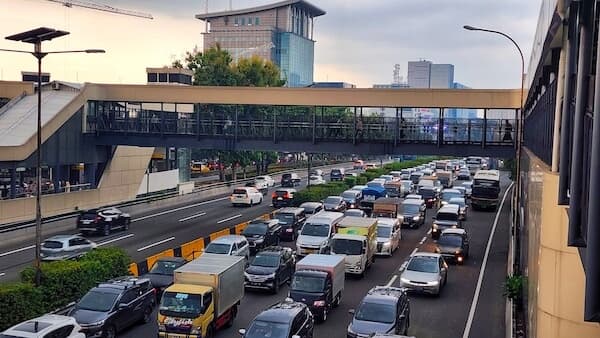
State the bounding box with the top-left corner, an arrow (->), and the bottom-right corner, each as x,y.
137,237 -> 176,252
178,212 -> 207,222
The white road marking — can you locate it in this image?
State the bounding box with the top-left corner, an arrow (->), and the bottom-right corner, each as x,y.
137,237 -> 176,252
410,247 -> 418,256
399,261 -> 409,271
98,234 -> 135,247
178,212 -> 207,222
419,236 -> 427,245
217,214 -> 242,224
427,229 -> 432,235
131,197 -> 229,222
386,275 -> 398,287
462,182 -> 514,338
0,245 -> 35,258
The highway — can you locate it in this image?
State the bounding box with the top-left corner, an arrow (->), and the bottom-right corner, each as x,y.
116,174 -> 513,338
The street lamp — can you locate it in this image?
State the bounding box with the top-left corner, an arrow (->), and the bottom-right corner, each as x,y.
463,25 -> 525,274
1,27 -> 104,286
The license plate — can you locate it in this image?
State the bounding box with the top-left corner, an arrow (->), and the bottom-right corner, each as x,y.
251,282 -> 263,286
277,197 -> 283,200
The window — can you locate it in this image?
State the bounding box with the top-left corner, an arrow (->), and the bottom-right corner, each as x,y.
43,325 -> 75,338
69,238 -> 90,246
241,18 -> 245,25
120,288 -> 138,305
234,18 -> 238,25
201,292 -> 213,314
255,17 -> 260,25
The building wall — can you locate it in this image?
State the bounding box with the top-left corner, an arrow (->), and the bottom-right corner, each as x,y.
278,32 -> 314,87
408,61 -> 431,88
522,149 -> 600,338
430,64 -> 454,89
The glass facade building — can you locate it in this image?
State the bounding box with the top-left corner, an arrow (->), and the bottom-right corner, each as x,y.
277,32 -> 314,87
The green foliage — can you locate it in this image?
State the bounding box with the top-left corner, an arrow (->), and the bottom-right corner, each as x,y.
294,182 -> 349,206
0,247 -> 131,331
233,56 -> 286,87
344,176 -> 357,187
503,274 -> 526,301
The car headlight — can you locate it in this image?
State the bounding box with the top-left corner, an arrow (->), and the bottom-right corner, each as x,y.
244,272 -> 251,278
433,223 -> 438,229
399,215 -> 404,221
435,247 -> 441,253
413,216 -> 420,221
313,300 -> 326,307
190,326 -> 201,334
86,320 -> 106,328
455,250 -> 461,255
383,241 -> 391,247
427,280 -> 440,286
320,241 -> 328,248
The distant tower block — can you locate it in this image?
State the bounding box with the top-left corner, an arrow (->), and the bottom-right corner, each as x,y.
393,64 -> 401,85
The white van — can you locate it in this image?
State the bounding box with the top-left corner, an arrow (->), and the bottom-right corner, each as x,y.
296,211 -> 344,256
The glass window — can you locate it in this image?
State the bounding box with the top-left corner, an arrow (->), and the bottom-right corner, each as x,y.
234,18 -> 238,25
355,302 -> 396,323
77,290 -> 119,312
255,17 -> 260,25
241,18 -> 245,25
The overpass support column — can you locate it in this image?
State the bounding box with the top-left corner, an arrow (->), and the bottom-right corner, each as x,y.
9,168 -> 16,199
312,106 -> 316,144
482,109 -> 487,148
437,108 -> 444,147
53,165 -> 61,193
394,108 -> 399,147
178,148 -> 191,183
84,163 -> 97,189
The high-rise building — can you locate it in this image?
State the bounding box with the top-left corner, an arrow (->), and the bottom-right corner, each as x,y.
430,64 -> 454,89
407,60 -> 432,88
196,0 -> 326,87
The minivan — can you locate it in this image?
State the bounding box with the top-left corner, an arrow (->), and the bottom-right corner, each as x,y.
296,211 -> 344,256
431,204 -> 462,240
330,168 -> 345,181
281,173 -> 301,187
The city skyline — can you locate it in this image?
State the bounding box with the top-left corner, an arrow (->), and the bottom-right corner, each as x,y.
0,0 -> 540,88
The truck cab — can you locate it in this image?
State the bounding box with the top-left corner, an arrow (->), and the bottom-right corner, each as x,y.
331,216 -> 377,276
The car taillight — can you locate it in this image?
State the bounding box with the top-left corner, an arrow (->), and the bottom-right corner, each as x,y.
272,193 -> 277,198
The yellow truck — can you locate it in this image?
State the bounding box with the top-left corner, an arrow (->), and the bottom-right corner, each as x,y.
331,216 -> 377,276
158,254 -> 245,337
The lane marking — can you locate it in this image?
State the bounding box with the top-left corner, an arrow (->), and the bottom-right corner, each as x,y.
399,261 -> 409,271
131,197 -> 229,222
386,275 -> 398,287
0,245 -> 35,258
462,182 -> 514,338
419,236 -> 427,245
178,212 -> 207,222
427,229 -> 432,235
98,234 -> 135,247
217,214 -> 242,224
410,247 -> 418,256
137,237 -> 176,252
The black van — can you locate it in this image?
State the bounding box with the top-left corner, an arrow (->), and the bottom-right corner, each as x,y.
273,207 -> 306,241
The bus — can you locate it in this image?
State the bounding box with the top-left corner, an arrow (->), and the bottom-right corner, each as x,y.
471,170 -> 501,210
466,156 -> 486,175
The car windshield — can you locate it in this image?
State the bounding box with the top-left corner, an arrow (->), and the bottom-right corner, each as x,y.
449,198 -> 465,207
402,203 -> 420,214
419,188 -> 435,197
291,275 -> 325,293
243,223 -> 268,236
442,191 -> 462,202
282,174 -> 292,180
274,214 -> 294,225
77,290 -> 119,312
160,292 -> 203,318
438,234 -> 463,247
251,254 -> 279,267
367,182 -> 382,188
246,320 -> 289,338
80,212 -> 97,220
377,226 -> 391,238
355,301 -> 396,323
342,191 -> 357,199
149,260 -> 182,275
437,212 -> 458,221
204,243 -> 231,254
332,238 -> 363,255
301,223 -> 330,237
345,210 -> 364,217
42,240 -> 63,249
324,197 -> 341,204
407,257 -> 440,273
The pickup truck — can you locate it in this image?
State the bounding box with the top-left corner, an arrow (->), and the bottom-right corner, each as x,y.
359,186 -> 387,215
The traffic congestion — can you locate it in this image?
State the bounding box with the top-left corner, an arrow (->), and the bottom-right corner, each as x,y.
0,157 -> 507,338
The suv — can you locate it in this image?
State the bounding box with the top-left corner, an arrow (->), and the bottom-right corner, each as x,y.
347,286 -> 410,337
273,207 -> 306,241
244,246 -> 296,293
272,188 -> 297,208
436,228 -> 470,264
77,207 -> 131,236
299,202 -> 324,216
242,219 -> 282,254
70,276 -> 155,338
41,235 -> 97,261
281,173 -> 301,187
431,204 -> 462,240
203,235 -> 250,260
239,299 -> 314,338
399,199 -> 426,229
1,315 -> 85,338
330,168 -> 345,181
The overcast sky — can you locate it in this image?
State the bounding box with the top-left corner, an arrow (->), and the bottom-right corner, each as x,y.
0,0 -> 541,88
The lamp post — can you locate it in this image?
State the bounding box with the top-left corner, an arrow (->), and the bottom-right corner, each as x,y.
463,25 -> 525,274
2,27 -> 104,286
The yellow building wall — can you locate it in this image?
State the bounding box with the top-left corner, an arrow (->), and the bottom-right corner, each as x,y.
524,150 -> 600,338
0,146 -> 153,224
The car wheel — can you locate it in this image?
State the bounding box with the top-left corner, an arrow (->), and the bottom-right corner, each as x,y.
141,306 -> 152,324
259,197 -> 263,204
103,325 -> 116,338
124,219 -> 130,231
103,224 -> 110,236
273,277 -> 280,294
320,307 -> 328,323
205,324 -> 214,338
225,306 -> 236,328
250,200 -> 254,207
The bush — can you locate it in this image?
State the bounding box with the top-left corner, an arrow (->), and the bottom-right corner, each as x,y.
344,176 -> 357,187
294,182 -> 348,206
0,283 -> 44,331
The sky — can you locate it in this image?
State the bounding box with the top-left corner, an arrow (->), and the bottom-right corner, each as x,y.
0,0 -> 542,88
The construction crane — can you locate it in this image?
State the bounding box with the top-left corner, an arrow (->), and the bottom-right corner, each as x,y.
46,0 -> 153,19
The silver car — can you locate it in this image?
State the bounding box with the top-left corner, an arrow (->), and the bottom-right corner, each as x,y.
400,252 -> 448,296
203,235 -> 250,260
40,235 -> 97,261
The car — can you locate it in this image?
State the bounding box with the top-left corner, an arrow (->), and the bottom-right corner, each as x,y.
418,186 -> 439,209
242,219 -> 282,254
368,179 -> 386,189
330,168 -> 345,181
40,235 -> 97,261
452,186 -> 467,198
255,175 -> 275,187
376,217 -> 401,255
399,180 -> 413,197
341,189 -> 362,209
461,181 -> 473,199
281,173 -> 301,187
431,204 -> 462,239
389,171 -> 403,179
347,286 -> 410,337
350,185 -> 367,192
399,199 -> 426,229
400,252 -> 448,296
244,246 -> 296,293
1,314 -> 86,338
365,163 -> 378,170
299,202 -> 324,216
323,196 -> 347,212
379,175 -> 394,182
140,257 -> 187,298
440,189 -> 463,206
409,172 -> 424,185
344,209 -> 367,217
353,160 -> 365,170
457,170 -> 471,181
272,188 -> 297,208
245,181 -> 267,195
404,194 -> 422,200
274,207 -> 306,241
203,235 -> 250,260
448,197 -> 468,220
77,207 -> 131,236
239,298 -> 314,338
435,228 -> 470,264
309,169 -> 324,177
70,276 -> 156,338
231,187 -> 263,207
309,175 -> 326,185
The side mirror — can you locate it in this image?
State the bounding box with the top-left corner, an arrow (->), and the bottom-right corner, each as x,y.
348,309 -> 355,315
118,303 -> 128,310
238,328 -> 246,336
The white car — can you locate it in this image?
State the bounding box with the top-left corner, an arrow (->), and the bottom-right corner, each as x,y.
376,217 -> 401,256
255,175 -> 275,187
309,175 -> 326,185
1,314 -> 85,338
231,187 -> 263,207
203,235 -> 250,260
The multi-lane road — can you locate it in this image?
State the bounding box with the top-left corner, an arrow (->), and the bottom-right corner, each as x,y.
0,167 -> 512,338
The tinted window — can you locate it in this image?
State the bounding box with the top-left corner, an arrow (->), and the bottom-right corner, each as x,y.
301,223 -> 330,236
204,243 -> 231,254
438,234 -> 463,247
80,212 -> 97,220
355,301 -> 396,324
233,189 -> 248,195
324,197 -> 341,204
402,203 -> 420,214
245,320 -> 289,338
282,174 -> 292,179
407,257 -> 440,273
42,241 -> 63,249
78,290 -> 119,312
69,238 -> 89,246
341,191 -> 357,199
120,288 -> 138,304
377,226 -> 391,238
291,275 -> 325,293
12,321 -> 52,333
160,292 -> 202,318
437,212 -> 458,221
332,239 -> 362,255
243,223 -> 268,236
149,260 -> 183,275
274,213 -> 295,225
251,254 -> 279,267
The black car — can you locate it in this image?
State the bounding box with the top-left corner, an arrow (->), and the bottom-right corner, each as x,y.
244,246 -> 296,293
140,257 -> 186,298
457,170 -> 471,181
347,286 -> 410,337
272,189 -> 297,208
77,207 -> 131,236
281,173 -> 301,187
273,207 -> 306,241
70,276 -> 156,338
239,299 -> 314,338
399,199 -> 426,228
435,228 -> 470,264
242,219 -> 282,254
418,187 -> 439,209
431,204 -> 463,240
330,168 -> 345,181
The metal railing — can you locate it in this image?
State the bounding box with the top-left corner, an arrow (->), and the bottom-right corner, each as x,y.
523,79 -> 557,166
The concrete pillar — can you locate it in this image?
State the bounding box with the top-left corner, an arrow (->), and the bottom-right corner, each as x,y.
177,148 -> 191,183
9,168 -> 16,199
53,165 -> 61,193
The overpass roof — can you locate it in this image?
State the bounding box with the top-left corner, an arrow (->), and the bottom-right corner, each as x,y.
195,0 -> 326,20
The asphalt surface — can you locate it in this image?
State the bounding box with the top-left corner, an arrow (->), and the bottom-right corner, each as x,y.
114,174 -> 513,338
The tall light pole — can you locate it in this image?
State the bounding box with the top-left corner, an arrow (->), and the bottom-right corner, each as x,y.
2,27 -> 104,286
463,25 -> 525,274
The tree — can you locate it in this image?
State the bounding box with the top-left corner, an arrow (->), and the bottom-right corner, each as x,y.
233,56 -> 286,87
